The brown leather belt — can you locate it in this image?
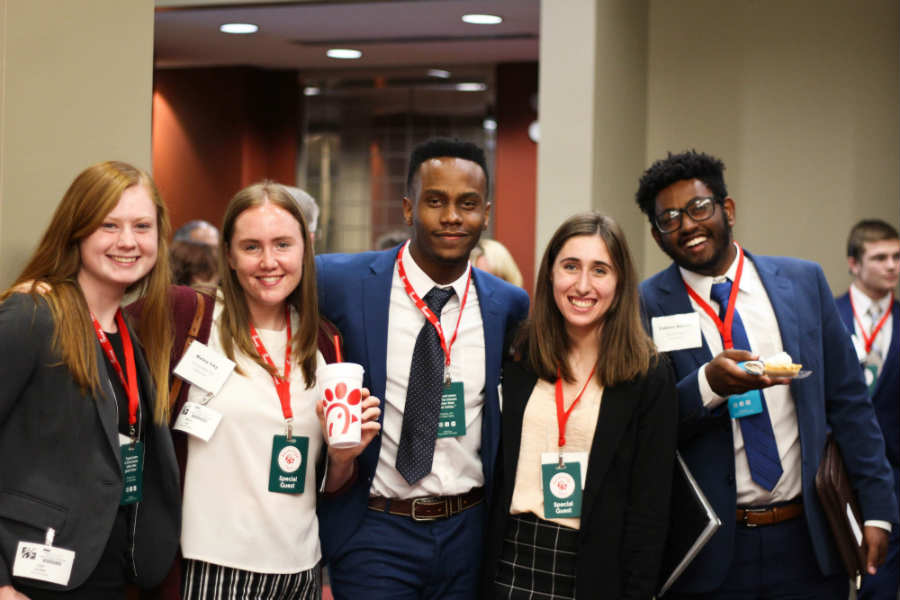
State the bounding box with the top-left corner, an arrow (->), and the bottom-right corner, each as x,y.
736,501 -> 803,527
368,488 -> 484,521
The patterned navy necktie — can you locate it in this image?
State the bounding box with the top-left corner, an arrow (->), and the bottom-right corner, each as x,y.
710,280 -> 784,491
396,286 -> 455,484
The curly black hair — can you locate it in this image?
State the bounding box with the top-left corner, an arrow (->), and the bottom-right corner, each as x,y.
634,150 -> 728,221
406,137 -> 489,197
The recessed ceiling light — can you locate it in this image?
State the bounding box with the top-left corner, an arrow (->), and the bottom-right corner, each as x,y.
219,23 -> 258,34
304,87 -> 321,96
456,82 -> 487,92
326,48 -> 362,59
483,118 -> 497,131
427,69 -> 451,79
462,14 -> 502,25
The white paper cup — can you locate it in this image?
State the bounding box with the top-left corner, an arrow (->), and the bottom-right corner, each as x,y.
318,362 -> 365,448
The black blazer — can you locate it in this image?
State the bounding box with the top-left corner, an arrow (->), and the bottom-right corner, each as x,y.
0,294 -> 180,591
482,354 -> 678,599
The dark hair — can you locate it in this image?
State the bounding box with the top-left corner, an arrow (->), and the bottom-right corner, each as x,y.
170,240 -> 217,287
520,212 -> 657,386
635,150 -> 728,220
847,219 -> 899,260
406,137 -> 489,197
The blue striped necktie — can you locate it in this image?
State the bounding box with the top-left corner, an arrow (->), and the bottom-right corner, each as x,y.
710,280 -> 784,491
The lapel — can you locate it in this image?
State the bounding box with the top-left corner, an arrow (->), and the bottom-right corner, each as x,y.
361,248 -> 399,403
93,343 -> 123,466
581,379 -> 638,526
500,360 -> 537,502
473,269 -> 502,385
651,263 -> 712,367
750,253 -> 802,366
835,293 -> 854,332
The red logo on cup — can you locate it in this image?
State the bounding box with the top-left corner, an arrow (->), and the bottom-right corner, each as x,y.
323,382 -> 361,437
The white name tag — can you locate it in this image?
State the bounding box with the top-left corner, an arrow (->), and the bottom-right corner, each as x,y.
173,401 -> 223,442
652,312 -> 702,352
540,452 -> 589,488
173,341 -> 235,395
13,539 -> 75,586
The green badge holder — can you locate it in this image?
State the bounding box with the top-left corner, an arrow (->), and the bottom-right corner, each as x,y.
268,435 -> 308,494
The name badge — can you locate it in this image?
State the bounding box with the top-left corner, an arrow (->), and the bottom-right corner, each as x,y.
268,435 -> 308,494
120,439 -> 144,505
173,401 -> 223,441
728,390 -> 763,419
540,452 -> 585,519
651,313 -> 702,352
437,381 -> 466,438
173,341 -> 235,395
13,531 -> 75,586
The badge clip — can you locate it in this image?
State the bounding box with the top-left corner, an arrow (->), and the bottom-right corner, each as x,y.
285,418 -> 294,441
557,452 -> 565,469
45,528 -> 55,547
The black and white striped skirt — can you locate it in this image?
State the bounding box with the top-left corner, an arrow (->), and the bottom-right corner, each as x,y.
182,559 -> 321,600
493,512 -> 579,600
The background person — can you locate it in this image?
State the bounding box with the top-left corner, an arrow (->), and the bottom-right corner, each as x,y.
482,213 -> 677,599
0,161 -> 179,599
836,219 -> 900,600
470,238 -> 524,288
172,220 -> 219,247
283,186 -> 320,246
169,240 -> 218,295
636,150 -> 897,599
315,138 -> 529,599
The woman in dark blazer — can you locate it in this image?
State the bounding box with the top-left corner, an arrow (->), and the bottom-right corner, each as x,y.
0,162 -> 180,599
483,213 -> 678,599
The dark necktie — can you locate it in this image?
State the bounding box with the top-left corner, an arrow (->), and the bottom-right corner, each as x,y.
710,280 -> 784,491
396,286 -> 456,484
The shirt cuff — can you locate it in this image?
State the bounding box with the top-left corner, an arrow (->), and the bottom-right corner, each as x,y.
698,362 -> 727,409
864,520 -> 892,533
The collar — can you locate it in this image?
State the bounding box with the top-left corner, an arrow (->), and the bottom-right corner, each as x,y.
400,241 -> 471,302
849,282 -> 892,317
678,242 -> 745,302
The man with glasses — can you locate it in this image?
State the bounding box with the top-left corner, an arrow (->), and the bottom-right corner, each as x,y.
635,150 -> 896,599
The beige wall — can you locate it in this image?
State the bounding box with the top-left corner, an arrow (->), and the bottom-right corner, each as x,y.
0,0 -> 154,287
642,0 -> 899,292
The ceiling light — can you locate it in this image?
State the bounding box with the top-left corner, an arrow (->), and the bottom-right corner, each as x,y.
326,48 -> 362,60
219,23 -> 258,34
483,118 -> 497,131
462,14 -> 503,25
456,82 -> 487,92
304,87 -> 321,96
427,69 -> 451,79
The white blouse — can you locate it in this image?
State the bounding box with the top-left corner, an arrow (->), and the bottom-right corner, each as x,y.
180,300 -> 325,573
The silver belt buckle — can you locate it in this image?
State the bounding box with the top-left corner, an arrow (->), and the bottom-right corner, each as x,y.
411,497 -> 444,521
741,506 -> 767,528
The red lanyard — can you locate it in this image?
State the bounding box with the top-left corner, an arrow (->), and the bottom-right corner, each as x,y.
91,310 -> 139,435
249,306 -> 293,422
396,241 -> 471,373
850,291 -> 894,354
554,366 -> 597,448
683,244 -> 746,350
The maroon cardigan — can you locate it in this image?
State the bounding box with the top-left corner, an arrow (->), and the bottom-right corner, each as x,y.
128,285 -> 341,599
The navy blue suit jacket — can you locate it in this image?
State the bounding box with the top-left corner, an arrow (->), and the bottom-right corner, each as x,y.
836,292 -> 899,468
314,246 -> 530,561
640,251 -> 897,594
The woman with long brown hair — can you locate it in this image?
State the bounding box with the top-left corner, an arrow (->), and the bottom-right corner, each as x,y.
482,212 -> 678,599
170,182 -> 379,600
0,161 -> 180,599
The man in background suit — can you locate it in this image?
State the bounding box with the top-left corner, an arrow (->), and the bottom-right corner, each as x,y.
315,138 -> 529,599
836,219 -> 900,600
636,150 -> 897,599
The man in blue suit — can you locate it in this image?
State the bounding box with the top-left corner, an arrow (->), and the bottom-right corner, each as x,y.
836,219 -> 900,600
636,150 -> 897,599
315,138 -> 529,599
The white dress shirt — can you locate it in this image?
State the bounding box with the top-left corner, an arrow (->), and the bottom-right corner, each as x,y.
848,283 -> 894,373
371,243 -> 486,498
684,246 -> 802,506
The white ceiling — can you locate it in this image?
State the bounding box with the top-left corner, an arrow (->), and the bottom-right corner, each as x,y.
154,0 -> 540,70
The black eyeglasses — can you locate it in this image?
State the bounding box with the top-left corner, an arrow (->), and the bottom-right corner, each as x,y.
654,196 -> 720,234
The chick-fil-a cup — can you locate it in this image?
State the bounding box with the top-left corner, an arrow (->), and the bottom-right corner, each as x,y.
318,362 -> 365,448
